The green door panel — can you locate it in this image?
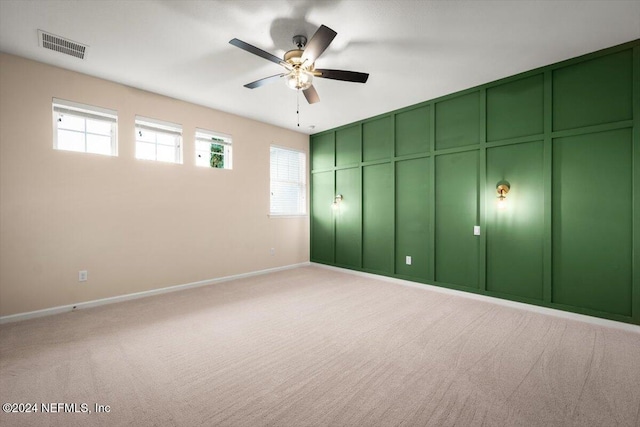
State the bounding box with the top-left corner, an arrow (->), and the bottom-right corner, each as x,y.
435,151 -> 479,287
336,124 -> 361,166
311,171 -> 335,263
311,132 -> 335,170
486,141 -> 544,300
395,158 -> 430,280
486,74 -> 544,142
363,163 -> 393,273
553,49 -> 633,131
552,128 -> 632,316
335,167 -> 362,268
363,116 -> 392,162
435,91 -> 480,150
395,105 -> 430,156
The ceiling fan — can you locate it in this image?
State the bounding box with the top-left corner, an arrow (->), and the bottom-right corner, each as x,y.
229,25 -> 369,104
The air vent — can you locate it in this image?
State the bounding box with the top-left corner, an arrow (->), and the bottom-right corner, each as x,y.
38,30 -> 88,60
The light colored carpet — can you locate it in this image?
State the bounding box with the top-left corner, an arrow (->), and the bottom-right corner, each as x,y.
1,266 -> 639,426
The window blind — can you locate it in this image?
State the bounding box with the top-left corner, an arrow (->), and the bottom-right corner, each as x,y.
135,117 -> 182,137
270,146 -> 306,215
195,129 -> 232,145
53,98 -> 117,123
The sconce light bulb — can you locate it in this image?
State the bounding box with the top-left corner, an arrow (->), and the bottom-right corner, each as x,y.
332,195 -> 343,210
497,195 -> 507,210
496,181 -> 510,210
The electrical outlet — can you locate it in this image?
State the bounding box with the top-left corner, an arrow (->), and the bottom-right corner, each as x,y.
405,256 -> 412,265
78,270 -> 88,282
270,248 -> 275,256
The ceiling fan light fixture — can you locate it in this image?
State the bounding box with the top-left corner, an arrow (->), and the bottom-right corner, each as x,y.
230,24 -> 368,104
285,68 -> 313,90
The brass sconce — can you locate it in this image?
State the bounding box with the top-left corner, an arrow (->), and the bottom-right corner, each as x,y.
496,181 -> 510,210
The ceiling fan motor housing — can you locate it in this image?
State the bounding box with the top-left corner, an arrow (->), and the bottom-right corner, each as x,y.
292,35 -> 307,49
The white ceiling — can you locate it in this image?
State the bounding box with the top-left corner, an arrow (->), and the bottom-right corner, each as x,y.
1,1 -> 638,135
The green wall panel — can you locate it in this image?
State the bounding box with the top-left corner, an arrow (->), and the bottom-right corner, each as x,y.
487,74 -> 544,141
335,167 -> 361,268
363,116 -> 392,162
486,142 -> 544,300
395,105 -> 430,156
311,171 -> 335,263
435,91 -> 480,150
553,49 -> 633,131
311,132 -> 334,170
362,163 -> 393,273
336,124 -> 361,166
309,40 -> 639,325
552,128 -> 632,316
395,158 -> 430,280
435,151 -> 479,287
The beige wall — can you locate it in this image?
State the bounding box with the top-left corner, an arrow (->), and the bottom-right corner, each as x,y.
0,53 -> 310,317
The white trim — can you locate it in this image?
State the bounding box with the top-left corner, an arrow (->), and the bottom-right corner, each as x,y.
311,263 -> 640,334
0,262 -> 310,324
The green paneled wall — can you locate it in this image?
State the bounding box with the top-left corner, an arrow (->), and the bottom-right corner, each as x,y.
336,125 -> 361,166
435,151 -> 479,288
395,158 -> 430,280
311,132 -> 334,170
486,142 -> 544,300
435,91 -> 480,150
552,129 -> 633,316
311,171 -> 334,263
553,49 -> 633,131
363,163 -> 393,273
395,106 -> 430,156
486,74 -> 544,141
310,40 -> 640,325
335,167 -> 361,268
363,117 -> 392,161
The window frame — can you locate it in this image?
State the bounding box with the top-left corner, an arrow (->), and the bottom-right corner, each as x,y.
269,145 -> 307,217
52,98 -> 118,156
195,128 -> 233,169
135,116 -> 183,164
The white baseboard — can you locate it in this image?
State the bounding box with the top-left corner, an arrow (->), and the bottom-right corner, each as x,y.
311,263 -> 640,334
0,262 -> 311,324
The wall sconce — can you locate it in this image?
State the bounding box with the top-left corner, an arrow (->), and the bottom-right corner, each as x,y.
332,194 -> 343,210
496,181 -> 510,210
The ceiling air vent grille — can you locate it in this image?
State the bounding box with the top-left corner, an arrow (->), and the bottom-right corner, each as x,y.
38,30 -> 88,59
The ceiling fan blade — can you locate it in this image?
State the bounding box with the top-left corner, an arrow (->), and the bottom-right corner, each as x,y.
301,25 -> 337,64
303,85 -> 320,104
229,38 -> 285,66
315,69 -> 369,83
244,73 -> 285,89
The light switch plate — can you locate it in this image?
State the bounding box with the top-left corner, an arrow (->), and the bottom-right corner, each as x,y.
473,226 -> 481,236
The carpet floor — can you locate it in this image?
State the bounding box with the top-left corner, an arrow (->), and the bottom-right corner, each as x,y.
1,266 -> 639,426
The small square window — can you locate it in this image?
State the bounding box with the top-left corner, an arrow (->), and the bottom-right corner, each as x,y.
135,116 -> 182,164
53,99 -> 117,156
195,129 -> 232,169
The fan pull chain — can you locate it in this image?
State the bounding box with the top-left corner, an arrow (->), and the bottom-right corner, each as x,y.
296,90 -> 300,127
